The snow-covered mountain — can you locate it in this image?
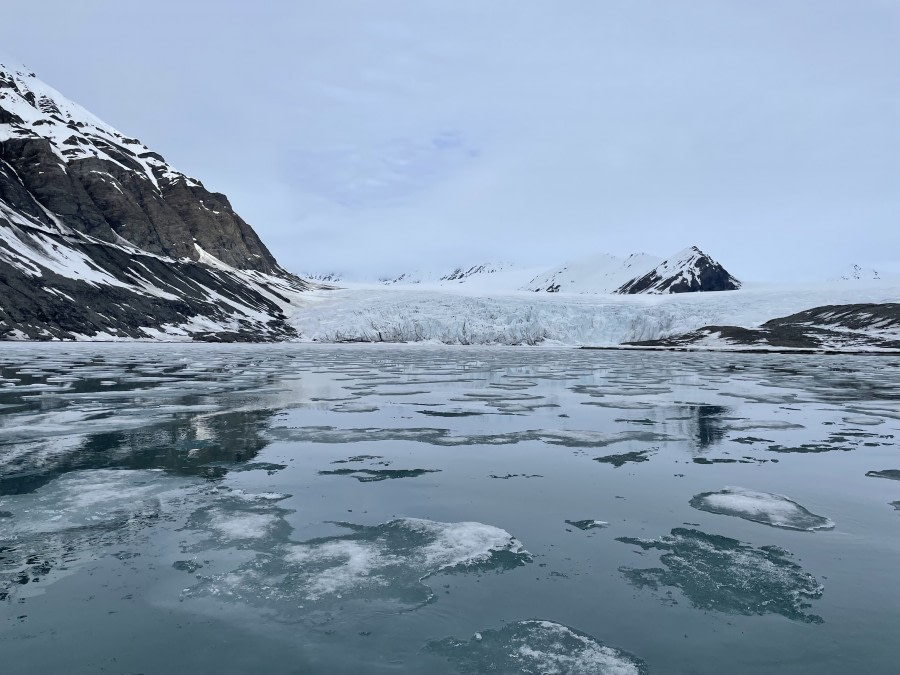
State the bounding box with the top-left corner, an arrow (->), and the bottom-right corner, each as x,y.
523,253 -> 663,293
616,246 -> 741,294
304,262 -> 545,291
310,248 -> 740,297
523,246 -> 739,295
0,59 -> 312,340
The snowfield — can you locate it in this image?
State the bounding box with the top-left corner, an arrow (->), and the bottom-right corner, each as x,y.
286,281 -> 900,346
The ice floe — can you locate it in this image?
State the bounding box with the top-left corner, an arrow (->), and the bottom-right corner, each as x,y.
267,425 -> 668,448
427,620 -> 646,674
690,487 -> 834,531
617,528 -> 824,622
183,518 -> 531,613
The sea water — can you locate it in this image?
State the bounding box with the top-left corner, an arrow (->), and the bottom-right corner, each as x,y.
0,343 -> 898,673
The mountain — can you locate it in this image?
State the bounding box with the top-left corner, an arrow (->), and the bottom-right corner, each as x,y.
303,262 -> 544,291
0,60 -> 312,341
615,246 -> 741,294
440,262 -> 516,283
625,303 -> 900,353
523,247 -> 739,295
523,253 -> 663,293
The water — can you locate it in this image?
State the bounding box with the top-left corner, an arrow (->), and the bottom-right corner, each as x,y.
1,343 -> 898,673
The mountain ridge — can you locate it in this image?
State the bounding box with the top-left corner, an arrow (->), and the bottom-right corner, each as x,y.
0,60 -> 311,341
306,247 -> 741,296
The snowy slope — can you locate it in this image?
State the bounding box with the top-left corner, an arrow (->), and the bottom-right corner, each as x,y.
0,59 -> 193,189
631,303 -> 900,352
523,253 -> 663,293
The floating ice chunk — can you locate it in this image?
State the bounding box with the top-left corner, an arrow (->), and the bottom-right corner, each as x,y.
183,491 -> 293,548
285,539 -> 391,599
0,469 -> 193,601
411,518 -> 526,571
230,491 -> 291,502
617,528 -> 824,622
842,416 -> 884,426
268,425 -> 667,449
331,402 -> 380,413
184,518 -> 530,611
0,469 -> 190,535
208,511 -> 280,540
427,620 -> 646,675
690,487 -> 834,531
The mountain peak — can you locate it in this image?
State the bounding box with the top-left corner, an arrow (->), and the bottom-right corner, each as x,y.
616,246 -> 741,294
0,60 -> 278,273
1,59 -> 310,341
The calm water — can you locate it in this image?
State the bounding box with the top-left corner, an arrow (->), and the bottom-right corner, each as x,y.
1,344 -> 898,674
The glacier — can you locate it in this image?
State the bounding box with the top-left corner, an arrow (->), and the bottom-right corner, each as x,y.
286,280 -> 900,347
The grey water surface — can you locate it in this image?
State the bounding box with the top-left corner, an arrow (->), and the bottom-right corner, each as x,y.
1,344 -> 898,674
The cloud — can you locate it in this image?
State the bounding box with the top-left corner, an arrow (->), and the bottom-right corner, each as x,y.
3,1 -> 899,281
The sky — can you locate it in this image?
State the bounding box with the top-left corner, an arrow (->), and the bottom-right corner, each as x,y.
3,1 -> 899,281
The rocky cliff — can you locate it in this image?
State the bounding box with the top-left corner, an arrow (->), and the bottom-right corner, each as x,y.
0,60 -> 311,341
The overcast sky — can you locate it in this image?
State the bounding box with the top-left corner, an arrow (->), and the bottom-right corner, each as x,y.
4,1 -> 898,281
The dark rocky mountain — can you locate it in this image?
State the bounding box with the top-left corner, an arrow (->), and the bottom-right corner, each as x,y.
616,246 -> 741,294
0,60 -> 312,341
626,303 -> 900,352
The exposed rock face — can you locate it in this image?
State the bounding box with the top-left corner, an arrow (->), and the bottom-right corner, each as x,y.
0,60 -> 312,341
0,63 -> 278,272
616,246 -> 741,294
626,303 -> 900,352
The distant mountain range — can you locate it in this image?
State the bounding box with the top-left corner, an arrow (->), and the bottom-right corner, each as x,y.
0,60 -> 311,340
306,246 -> 742,295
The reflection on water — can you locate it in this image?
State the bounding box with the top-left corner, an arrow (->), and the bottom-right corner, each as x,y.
1,344 -> 899,673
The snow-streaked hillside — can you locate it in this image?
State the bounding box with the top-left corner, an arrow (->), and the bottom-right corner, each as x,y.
0,59 -> 312,340
0,204 -> 312,340
288,281 -> 900,346
523,253 -> 662,293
